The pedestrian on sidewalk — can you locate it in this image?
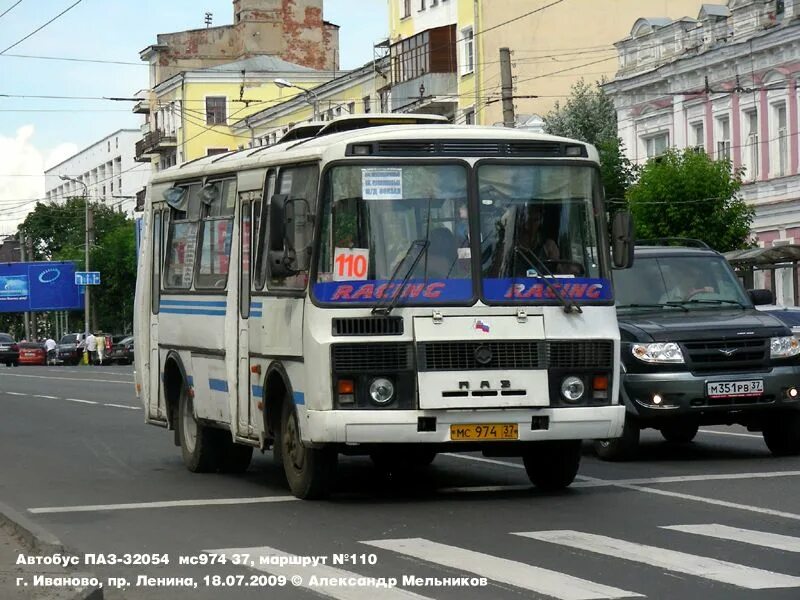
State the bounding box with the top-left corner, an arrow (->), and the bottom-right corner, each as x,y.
44,336 -> 57,365
85,331 -> 97,365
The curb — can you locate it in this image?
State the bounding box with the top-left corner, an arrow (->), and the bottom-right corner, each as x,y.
0,501 -> 104,600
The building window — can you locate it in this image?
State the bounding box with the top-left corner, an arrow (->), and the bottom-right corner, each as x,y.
403,0 -> 411,18
205,97 -> 227,125
743,109 -> 759,180
206,148 -> 229,156
111,181 -> 114,192
119,178 -> 122,190
716,116 -> 731,161
363,95 -> 372,113
773,103 -> 788,177
380,90 -> 389,112
691,121 -> 704,153
644,132 -> 669,158
463,108 -> 475,125
107,141 -> 111,152
348,101 -> 355,114
462,27 -> 474,75
102,185 -> 106,197
115,137 -> 118,149
419,0 -> 426,10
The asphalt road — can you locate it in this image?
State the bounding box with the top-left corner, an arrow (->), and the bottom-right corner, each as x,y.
1,364 -> 800,600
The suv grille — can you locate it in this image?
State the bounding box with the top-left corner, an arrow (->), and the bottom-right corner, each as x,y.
331,343 -> 412,372
418,341 -> 543,371
683,338 -> 769,373
332,317 -> 403,336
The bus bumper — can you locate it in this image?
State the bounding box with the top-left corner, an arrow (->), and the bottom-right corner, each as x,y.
303,405 -> 625,444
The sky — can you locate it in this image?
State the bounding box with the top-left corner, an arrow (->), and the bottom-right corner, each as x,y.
0,0 -> 389,234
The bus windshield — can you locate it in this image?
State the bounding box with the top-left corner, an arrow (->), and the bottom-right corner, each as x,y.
477,164 -> 611,304
314,164 -> 473,304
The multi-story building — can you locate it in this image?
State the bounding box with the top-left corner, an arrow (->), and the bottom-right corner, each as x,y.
136,0 -> 340,167
604,0 -> 800,302
386,0 -> 708,125
44,129 -> 150,216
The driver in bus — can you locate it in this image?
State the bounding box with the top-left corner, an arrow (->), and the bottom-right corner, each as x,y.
516,205 -> 559,263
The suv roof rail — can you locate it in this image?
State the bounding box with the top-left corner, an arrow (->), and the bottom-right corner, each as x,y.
635,237 -> 710,249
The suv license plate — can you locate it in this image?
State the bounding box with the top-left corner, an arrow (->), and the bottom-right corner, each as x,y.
450,424 -> 519,441
707,380 -> 764,398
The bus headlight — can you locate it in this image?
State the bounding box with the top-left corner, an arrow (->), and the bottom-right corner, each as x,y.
561,376 -> 585,403
770,336 -> 800,358
369,377 -> 395,406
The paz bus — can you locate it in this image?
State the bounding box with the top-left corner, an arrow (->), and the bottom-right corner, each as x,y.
134,116 -> 634,499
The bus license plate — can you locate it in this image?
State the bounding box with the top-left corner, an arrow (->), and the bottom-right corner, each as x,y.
707,380 -> 764,398
450,423 -> 519,441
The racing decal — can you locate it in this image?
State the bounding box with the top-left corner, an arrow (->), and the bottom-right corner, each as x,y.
314,279 -> 473,303
483,277 -> 613,302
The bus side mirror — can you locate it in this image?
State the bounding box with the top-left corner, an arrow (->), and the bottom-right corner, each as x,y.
612,210 -> 634,269
748,288 -> 774,306
268,194 -> 294,277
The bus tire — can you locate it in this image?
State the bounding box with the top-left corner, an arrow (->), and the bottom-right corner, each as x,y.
281,396 -> 336,499
523,440 -> 581,491
763,412 -> 800,457
219,443 -> 253,474
593,414 -> 640,461
178,389 -> 221,473
370,448 -> 437,471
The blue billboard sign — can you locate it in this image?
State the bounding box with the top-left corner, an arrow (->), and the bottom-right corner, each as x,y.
0,262 -> 84,312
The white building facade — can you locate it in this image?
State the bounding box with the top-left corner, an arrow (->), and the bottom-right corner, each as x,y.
44,129 -> 150,216
605,0 -> 800,302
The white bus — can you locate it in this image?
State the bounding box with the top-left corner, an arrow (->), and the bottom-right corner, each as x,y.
134,118 -> 634,499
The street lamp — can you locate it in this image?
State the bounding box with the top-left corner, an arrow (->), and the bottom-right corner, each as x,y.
59,174 -> 91,337
274,78 -> 320,120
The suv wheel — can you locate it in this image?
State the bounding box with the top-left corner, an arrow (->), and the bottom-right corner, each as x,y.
763,412 -> 800,457
661,423 -> 699,444
594,414 -> 640,461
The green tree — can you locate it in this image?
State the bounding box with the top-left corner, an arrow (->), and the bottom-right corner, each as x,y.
627,148 -> 754,252
543,79 -> 637,208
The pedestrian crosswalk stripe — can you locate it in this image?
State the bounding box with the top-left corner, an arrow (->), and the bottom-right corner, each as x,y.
663,524 -> 800,553
515,530 -> 800,589
206,546 -> 432,600
363,538 -> 642,600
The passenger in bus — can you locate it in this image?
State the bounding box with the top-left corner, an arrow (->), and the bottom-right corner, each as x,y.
425,227 -> 460,279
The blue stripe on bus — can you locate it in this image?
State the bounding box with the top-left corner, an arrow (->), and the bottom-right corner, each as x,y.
250,312 -> 263,318
209,378 -> 229,392
252,385 -> 263,398
161,299 -> 227,307
186,376 -> 194,386
293,391 -> 305,405
159,307 -> 226,316
250,302 -> 263,308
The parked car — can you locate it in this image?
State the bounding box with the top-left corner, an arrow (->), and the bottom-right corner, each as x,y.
0,333 -> 19,366
56,333 -> 85,365
109,336 -> 134,365
17,342 -> 46,366
595,243 -> 800,460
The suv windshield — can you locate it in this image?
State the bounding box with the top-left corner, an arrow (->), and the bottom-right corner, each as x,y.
314,164 -> 472,304
60,334 -> 79,344
477,164 -> 609,303
615,255 -> 751,309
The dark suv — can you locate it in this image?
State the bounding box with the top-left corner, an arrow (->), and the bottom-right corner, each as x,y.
596,244 -> 800,460
0,333 -> 19,366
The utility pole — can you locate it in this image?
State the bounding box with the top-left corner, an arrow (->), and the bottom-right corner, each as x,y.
19,232 -> 30,340
27,236 -> 36,339
500,47 -> 515,128
59,175 -> 91,336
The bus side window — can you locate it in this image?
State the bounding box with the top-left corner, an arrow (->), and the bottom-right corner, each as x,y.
164,183 -> 202,290
195,179 -> 236,290
151,210 -> 162,314
254,170 -> 276,290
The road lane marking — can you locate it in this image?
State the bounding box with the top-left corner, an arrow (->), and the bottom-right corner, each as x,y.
698,429 -> 762,439
208,546 -> 433,600
29,495 -> 298,514
441,453 -> 524,469
572,471 -> 800,488
364,538 -> 642,599
104,403 -> 141,410
65,398 -> 98,405
437,484 -> 532,494
33,394 -> 58,399
662,524 -> 800,552
4,391 -> 26,396
515,530 -> 800,589
0,373 -> 132,384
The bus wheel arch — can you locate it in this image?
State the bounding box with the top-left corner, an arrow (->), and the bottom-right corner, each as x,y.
162,352 -> 188,445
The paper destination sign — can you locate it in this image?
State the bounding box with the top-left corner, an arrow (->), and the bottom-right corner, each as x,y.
362,168 -> 403,200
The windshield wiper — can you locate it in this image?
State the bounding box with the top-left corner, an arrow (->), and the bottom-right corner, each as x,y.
618,303 -> 689,312
513,246 -> 581,314
372,239 -> 430,316
667,299 -> 745,308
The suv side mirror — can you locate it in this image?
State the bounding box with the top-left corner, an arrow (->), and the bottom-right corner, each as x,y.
748,288 -> 774,306
611,210 -> 635,269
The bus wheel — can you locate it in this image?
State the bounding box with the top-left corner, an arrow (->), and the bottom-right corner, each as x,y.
523,440 -> 581,491
281,397 -> 336,499
370,448 -> 437,471
178,389 -> 220,473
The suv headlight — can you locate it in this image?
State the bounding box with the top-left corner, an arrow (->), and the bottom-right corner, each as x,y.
770,336 -> 800,359
631,342 -> 685,364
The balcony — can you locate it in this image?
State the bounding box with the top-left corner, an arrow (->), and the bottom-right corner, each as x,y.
135,129 -> 177,162
132,99 -> 150,114
392,72 -> 458,115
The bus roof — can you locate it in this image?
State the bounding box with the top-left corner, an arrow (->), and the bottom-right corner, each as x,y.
150,125 -> 599,185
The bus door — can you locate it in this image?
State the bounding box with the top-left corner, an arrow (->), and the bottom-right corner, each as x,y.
148,206 -> 166,423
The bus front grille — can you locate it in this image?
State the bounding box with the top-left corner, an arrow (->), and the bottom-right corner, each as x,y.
331,343 -> 412,372
417,341 -> 543,371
